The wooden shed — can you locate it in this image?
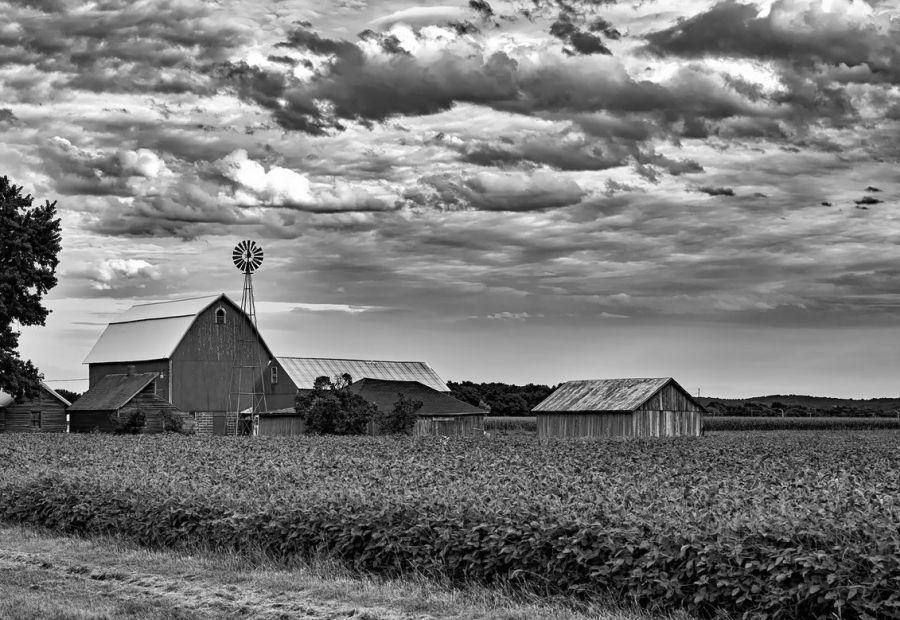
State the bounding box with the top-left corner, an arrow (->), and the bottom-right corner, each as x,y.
349,378 -> 486,437
532,377 -> 704,438
68,370 -> 184,434
255,408 -> 305,436
83,294 -> 274,435
0,381 -> 70,433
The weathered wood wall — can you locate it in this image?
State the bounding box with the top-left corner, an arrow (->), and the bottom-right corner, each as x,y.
632,410 -> 702,437
89,360 -> 169,399
69,410 -> 116,433
0,390 -> 67,433
170,302 -> 272,413
636,383 -> 704,412
264,359 -> 297,411
70,384 -> 182,434
537,413 -> 633,438
258,415 -> 305,436
414,415 -> 484,437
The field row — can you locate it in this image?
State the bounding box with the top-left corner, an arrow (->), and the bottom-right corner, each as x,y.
1,432 -> 899,619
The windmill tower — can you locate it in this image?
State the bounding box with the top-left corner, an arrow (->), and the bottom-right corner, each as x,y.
227,240 -> 268,436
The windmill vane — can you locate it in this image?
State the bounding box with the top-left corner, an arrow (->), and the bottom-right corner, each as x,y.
232,240 -> 263,274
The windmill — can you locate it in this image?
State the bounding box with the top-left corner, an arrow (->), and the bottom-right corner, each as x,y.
227,240 -> 268,436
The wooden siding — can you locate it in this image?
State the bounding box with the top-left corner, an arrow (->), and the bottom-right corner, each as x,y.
632,410 -> 702,437
89,360 -> 169,398
264,358 -> 299,411
70,384 -> 181,434
414,415 -> 484,437
170,302 -> 272,413
537,413 -> 632,438
636,382 -> 704,413
0,390 -> 67,433
258,415 -> 305,436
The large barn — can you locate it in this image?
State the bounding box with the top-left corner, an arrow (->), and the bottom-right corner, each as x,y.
81,294 -> 274,435
532,377 -> 705,438
0,381 -> 70,433
348,378 -> 486,437
264,357 -> 449,410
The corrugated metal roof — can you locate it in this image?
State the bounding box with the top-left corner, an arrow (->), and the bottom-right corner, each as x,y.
0,381 -> 71,408
83,294 -> 254,364
84,316 -> 196,363
278,357 -> 449,392
68,372 -> 158,411
348,379 -> 485,416
532,378 -> 673,412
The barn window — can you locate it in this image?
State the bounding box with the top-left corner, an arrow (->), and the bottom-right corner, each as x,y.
270,365 -> 278,385
215,307 -> 227,325
30,410 -> 41,429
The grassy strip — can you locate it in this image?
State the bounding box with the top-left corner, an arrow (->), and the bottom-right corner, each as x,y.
705,416 -> 900,432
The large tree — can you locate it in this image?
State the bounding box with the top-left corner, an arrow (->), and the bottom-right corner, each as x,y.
0,176 -> 61,401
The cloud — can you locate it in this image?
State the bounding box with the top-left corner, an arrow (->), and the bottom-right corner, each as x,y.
93,258 -> 161,290
698,186 -> 736,196
412,170 -> 585,211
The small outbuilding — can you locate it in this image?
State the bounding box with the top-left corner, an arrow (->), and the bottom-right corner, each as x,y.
255,407 -> 305,436
68,370 -> 184,434
0,381 -> 70,433
349,378 -> 486,437
532,377 -> 704,438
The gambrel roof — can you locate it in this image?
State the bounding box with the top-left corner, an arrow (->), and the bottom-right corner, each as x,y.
279,357 -> 450,392
84,294 -> 265,364
67,372 -> 159,411
533,378 -> 703,413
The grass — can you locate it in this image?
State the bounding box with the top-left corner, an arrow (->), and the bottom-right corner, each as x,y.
0,525 -> 691,620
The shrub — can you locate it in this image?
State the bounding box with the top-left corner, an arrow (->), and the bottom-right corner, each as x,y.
296,375 -> 376,435
112,409 -> 145,434
376,394 -> 422,434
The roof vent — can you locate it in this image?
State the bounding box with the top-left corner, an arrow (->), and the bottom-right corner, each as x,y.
127,365 -> 136,376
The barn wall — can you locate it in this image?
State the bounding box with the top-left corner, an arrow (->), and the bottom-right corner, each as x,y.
636,383 -> 704,413
0,390 -> 67,433
264,358 -> 298,411
632,410 -> 702,437
118,391 -> 183,434
171,302 -> 273,413
537,413 -> 633,438
89,360 -> 169,396
70,410 -> 116,433
414,415 -> 484,437
258,416 -> 305,436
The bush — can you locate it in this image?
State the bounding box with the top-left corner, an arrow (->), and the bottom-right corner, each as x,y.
112,409 -> 145,434
376,394 -> 422,434
296,375 -> 376,435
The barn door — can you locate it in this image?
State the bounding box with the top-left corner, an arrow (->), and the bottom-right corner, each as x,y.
212,414 -> 226,435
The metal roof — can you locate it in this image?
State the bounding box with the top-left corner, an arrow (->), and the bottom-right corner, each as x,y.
67,372 -> 159,411
0,381 -> 71,408
83,294 -> 251,364
278,357 -> 449,392
348,379 -> 485,416
532,378 -> 674,412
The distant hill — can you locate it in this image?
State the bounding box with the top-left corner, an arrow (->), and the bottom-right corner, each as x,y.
698,395 -> 900,417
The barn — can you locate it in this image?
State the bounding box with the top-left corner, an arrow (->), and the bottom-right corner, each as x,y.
82,294 -> 274,435
349,378 -> 486,437
68,370 -> 184,434
264,357 -> 450,411
0,381 -> 70,433
532,377 -> 704,438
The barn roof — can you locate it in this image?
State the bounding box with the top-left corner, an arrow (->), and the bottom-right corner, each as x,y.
532,378 -> 697,413
278,357 -> 449,392
84,294 -> 268,364
348,379 -> 485,416
0,381 -> 71,408
67,372 -> 159,411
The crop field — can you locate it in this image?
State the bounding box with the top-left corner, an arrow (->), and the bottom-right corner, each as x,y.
704,416 -> 900,432
1,432 -> 899,619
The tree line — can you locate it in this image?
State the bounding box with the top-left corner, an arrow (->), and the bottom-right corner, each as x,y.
447,381 -> 554,416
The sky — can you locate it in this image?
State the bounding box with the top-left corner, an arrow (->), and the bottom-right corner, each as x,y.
4,0 -> 900,398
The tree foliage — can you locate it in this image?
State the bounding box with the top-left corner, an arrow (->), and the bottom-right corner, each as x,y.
448,381 -> 553,416
295,374 -> 377,435
376,393 -> 423,435
0,176 -> 61,401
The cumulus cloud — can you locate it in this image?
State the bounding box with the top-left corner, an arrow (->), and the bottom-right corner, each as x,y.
412,170 -> 585,211
93,258 -> 161,290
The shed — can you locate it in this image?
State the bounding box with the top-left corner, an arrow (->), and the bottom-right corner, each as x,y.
265,356 -> 450,411
532,377 -> 704,438
68,371 -> 184,434
349,378 -> 486,437
0,381 -> 70,433
255,407 -> 304,436
83,294 -> 274,435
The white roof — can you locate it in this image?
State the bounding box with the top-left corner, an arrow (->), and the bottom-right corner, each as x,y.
84,294 -> 231,364
0,381 -> 71,408
278,357 -> 450,392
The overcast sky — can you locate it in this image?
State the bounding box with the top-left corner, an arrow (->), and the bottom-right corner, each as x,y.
5,0 -> 900,397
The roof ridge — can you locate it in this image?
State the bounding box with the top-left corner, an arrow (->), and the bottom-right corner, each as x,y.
278,356 -> 430,364
131,294 -> 221,308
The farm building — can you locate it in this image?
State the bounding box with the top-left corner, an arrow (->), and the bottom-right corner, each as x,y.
255,408 -> 304,436
83,294 -> 274,435
264,357 -> 450,410
68,370 -> 185,434
0,381 -> 70,433
532,378 -> 704,438
349,378 -> 486,437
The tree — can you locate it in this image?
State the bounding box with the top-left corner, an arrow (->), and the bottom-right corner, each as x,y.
0,176 -> 61,401
295,374 -> 376,435
377,393 -> 422,435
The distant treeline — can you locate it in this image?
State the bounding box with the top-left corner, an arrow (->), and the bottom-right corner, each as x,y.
448,381 -> 554,416
700,395 -> 900,418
